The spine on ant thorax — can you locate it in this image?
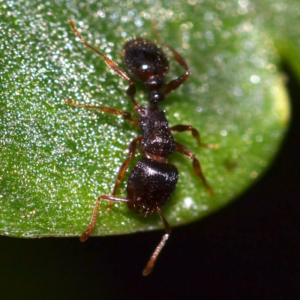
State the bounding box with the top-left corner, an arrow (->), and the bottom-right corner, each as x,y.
138,108 -> 176,158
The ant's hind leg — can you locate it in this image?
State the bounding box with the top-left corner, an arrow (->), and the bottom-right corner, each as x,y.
175,142 -> 214,196
80,195 -> 128,242
170,124 -> 218,149
80,136 -> 141,242
107,136 -> 142,210
66,99 -> 140,126
142,207 -> 171,276
68,20 -> 139,109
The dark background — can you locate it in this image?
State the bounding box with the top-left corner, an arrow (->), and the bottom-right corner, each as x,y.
0,65 -> 299,300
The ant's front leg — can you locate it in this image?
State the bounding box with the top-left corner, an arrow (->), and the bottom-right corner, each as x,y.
66,99 -> 140,126
175,142 -> 214,196
170,125 -> 218,149
162,45 -> 190,95
151,23 -> 189,95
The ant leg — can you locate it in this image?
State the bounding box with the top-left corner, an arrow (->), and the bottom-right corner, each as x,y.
162,45 -> 190,95
107,136 -> 142,210
80,195 -> 128,242
66,99 -> 139,126
151,22 -> 189,95
68,20 -> 139,110
175,142 -> 214,196
142,207 -> 170,276
81,136 -> 141,241
170,125 -> 218,149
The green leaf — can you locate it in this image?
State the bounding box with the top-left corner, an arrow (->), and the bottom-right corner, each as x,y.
0,0 -> 291,237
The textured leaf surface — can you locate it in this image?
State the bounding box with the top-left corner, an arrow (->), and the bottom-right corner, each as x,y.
0,0 -> 292,237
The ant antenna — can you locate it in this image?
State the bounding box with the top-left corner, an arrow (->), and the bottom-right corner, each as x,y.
68,20 -> 127,79
142,207 -> 171,276
68,19 -> 138,108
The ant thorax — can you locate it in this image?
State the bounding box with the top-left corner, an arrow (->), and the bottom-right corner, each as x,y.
138,107 -> 176,161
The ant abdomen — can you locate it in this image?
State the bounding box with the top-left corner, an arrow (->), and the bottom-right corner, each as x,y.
126,158 -> 178,216
123,38 -> 169,82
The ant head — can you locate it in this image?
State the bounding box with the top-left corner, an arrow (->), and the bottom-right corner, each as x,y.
123,38 -> 169,82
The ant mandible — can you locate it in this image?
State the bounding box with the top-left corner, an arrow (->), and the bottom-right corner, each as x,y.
67,20 -> 215,276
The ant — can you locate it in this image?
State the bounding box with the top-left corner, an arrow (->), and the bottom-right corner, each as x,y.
67,20 -> 215,276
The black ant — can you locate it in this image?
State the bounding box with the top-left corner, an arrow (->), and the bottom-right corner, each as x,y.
67,20 -> 215,276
